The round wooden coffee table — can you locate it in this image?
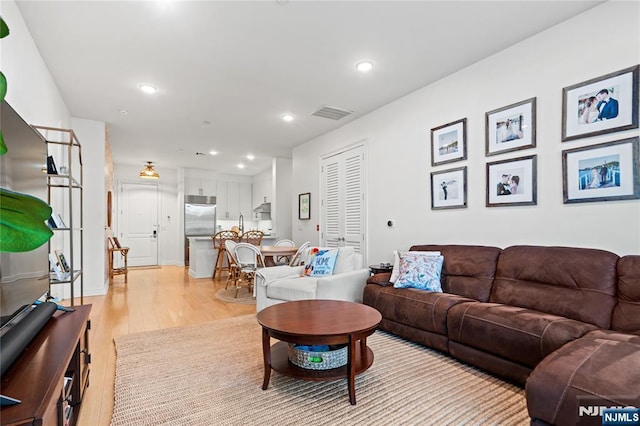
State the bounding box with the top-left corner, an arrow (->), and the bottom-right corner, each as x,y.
257,300 -> 382,405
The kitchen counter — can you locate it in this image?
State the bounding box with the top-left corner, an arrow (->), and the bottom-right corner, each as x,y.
188,237 -> 216,279
262,236 -> 278,246
188,235 -> 282,279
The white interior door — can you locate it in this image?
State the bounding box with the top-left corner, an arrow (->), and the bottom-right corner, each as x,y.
120,183 -> 159,266
321,144 -> 365,258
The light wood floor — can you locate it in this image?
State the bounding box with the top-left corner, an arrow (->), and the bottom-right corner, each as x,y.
76,266 -> 255,426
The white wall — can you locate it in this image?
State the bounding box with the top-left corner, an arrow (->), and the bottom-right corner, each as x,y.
1,1 -> 70,130
273,157 -> 292,241
71,118 -> 107,296
1,1 -> 105,301
292,1 -> 640,262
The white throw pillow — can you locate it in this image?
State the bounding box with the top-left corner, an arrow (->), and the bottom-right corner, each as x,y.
333,246 -> 355,274
389,250 -> 441,283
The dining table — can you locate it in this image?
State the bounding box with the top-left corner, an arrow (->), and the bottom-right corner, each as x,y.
260,246 -> 298,267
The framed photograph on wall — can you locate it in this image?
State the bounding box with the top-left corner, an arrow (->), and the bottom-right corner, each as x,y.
562,65 -> 639,142
485,98 -> 536,156
431,118 -> 467,166
486,155 -> 537,207
298,192 -> 310,220
431,166 -> 467,210
562,137 -> 639,204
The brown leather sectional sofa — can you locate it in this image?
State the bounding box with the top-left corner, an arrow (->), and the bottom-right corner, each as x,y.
363,244 -> 640,425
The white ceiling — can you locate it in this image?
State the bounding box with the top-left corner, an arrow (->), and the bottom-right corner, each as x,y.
16,1 -> 602,176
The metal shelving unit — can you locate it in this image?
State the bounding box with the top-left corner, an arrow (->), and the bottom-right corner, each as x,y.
35,126 -> 84,306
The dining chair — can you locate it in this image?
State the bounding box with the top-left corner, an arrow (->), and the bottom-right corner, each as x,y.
288,241 -> 311,267
108,236 -> 130,283
240,230 -> 264,246
273,239 -> 295,265
223,239 -> 240,291
212,230 -> 239,279
233,242 -> 265,297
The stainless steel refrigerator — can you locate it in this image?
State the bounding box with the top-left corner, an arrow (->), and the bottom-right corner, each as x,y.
184,195 -> 217,265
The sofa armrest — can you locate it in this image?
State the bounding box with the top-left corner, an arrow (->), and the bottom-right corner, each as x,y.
316,269 -> 371,302
255,265 -> 304,287
366,272 -> 392,286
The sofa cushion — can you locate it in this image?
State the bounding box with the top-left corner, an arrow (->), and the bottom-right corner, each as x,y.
302,246 -> 355,275
364,285 -> 475,336
265,277 -> 318,301
333,246 -> 355,274
490,245 -> 619,329
447,302 -> 597,368
583,329 -> 640,345
613,255 -> 640,335
409,244 -> 501,302
526,336 -> 640,426
394,252 -> 444,292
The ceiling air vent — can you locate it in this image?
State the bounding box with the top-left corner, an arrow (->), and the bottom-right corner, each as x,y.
311,105 -> 353,121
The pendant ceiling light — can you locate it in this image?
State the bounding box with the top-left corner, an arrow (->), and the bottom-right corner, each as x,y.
139,161 -> 160,179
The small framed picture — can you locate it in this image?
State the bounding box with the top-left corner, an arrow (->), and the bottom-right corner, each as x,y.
298,192 -> 310,220
562,137 -> 639,204
485,98 -> 536,156
486,155 -> 537,207
562,65 -> 639,142
55,249 -> 70,273
430,166 -> 467,210
430,118 -> 467,166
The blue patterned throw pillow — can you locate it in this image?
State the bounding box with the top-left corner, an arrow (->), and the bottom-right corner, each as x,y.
303,248 -> 339,277
393,252 -> 444,292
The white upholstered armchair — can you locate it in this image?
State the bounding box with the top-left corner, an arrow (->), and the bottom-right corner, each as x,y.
254,246 -> 370,312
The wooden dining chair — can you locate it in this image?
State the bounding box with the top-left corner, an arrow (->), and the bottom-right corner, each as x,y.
240,230 -> 264,246
212,230 -> 239,279
108,236 -> 130,283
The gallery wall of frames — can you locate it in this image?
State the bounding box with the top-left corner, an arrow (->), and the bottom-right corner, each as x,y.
429,65 -> 639,210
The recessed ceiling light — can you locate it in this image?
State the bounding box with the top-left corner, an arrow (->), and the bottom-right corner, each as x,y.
138,84 -> 158,94
247,154 -> 255,160
356,61 -> 374,72
203,120 -> 212,125
237,164 -> 246,169
281,113 -> 295,122
119,109 -> 129,115
209,150 -> 218,156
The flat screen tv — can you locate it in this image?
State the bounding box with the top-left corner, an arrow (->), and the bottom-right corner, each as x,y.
0,101 -> 50,331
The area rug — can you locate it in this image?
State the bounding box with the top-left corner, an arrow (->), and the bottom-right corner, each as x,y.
112,315 -> 528,425
214,287 -> 256,305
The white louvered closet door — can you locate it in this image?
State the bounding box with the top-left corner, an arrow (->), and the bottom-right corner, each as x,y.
320,144 -> 365,258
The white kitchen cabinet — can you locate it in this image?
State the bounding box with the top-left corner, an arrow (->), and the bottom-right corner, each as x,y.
186,177 -> 217,196
216,180 -> 252,220
216,180 -> 229,219
252,177 -> 272,218
239,182 -> 252,219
